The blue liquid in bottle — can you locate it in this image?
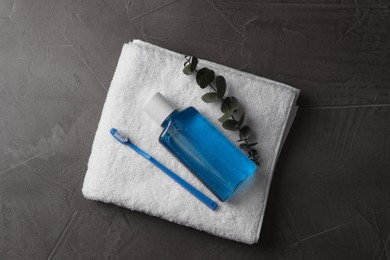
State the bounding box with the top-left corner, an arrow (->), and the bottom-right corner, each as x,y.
143,93 -> 256,201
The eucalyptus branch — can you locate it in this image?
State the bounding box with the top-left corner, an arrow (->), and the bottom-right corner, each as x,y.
183,56 -> 260,165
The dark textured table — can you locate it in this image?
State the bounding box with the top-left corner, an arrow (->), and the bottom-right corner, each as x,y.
1,0 -> 389,259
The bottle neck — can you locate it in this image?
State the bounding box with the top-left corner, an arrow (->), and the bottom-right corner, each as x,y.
161,109 -> 178,127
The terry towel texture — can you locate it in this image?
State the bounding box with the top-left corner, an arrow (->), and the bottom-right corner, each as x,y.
82,40 -> 300,244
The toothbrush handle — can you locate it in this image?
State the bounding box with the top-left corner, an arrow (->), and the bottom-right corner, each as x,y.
126,142 -> 218,210
149,157 -> 218,210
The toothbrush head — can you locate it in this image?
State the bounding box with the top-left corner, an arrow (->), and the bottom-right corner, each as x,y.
110,128 -> 129,144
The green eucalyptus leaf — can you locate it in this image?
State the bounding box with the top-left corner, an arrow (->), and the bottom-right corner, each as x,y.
218,111 -> 233,123
238,112 -> 245,126
221,97 -> 239,113
201,92 -> 218,103
240,126 -> 251,139
196,68 -> 211,88
222,119 -> 237,130
251,158 -> 260,165
247,142 -> 258,148
216,76 -> 226,98
190,57 -> 198,71
221,97 -> 232,113
198,68 -> 209,74
239,143 -> 248,149
183,64 -> 192,75
205,69 -> 215,83
230,96 -> 239,111
201,78 -> 210,88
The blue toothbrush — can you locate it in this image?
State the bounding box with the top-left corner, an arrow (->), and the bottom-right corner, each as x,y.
110,128 -> 218,211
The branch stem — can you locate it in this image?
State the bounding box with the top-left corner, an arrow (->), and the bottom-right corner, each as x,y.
193,67 -> 259,162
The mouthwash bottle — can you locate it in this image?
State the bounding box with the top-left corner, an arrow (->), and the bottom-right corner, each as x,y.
143,92 -> 256,201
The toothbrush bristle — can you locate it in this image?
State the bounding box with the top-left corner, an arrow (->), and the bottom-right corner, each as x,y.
110,128 -> 129,143
115,131 -> 128,143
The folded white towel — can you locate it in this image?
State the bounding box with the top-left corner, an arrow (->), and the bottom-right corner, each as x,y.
82,40 -> 299,244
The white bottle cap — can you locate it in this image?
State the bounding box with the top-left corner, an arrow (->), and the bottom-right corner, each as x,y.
143,92 -> 176,126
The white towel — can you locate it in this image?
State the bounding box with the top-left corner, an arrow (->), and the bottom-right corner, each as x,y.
82,40 -> 299,244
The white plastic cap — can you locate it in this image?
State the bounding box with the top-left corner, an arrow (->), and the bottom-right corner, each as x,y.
143,92 -> 176,126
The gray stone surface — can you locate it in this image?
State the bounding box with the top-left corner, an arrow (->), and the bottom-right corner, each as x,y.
1,0 -> 389,259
